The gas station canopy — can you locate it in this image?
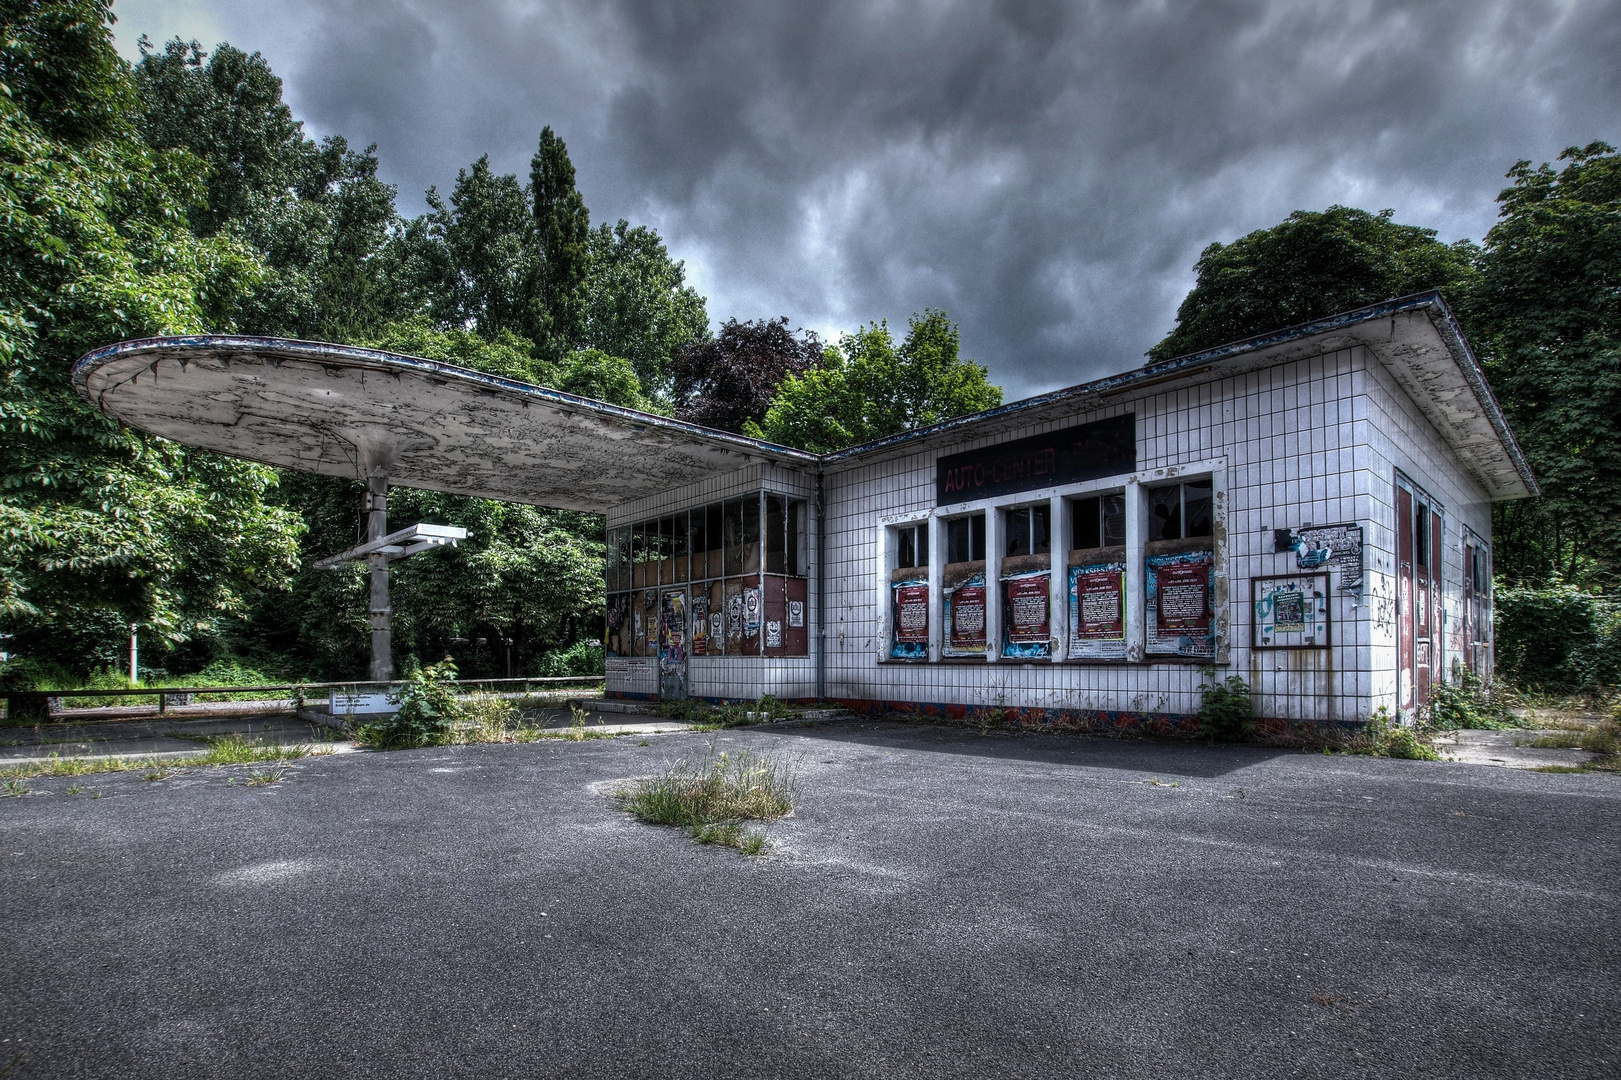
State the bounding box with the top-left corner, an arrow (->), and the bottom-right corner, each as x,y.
73,336 -> 818,513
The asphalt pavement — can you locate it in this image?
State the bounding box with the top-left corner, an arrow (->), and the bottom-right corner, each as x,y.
1,718 -> 1615,1079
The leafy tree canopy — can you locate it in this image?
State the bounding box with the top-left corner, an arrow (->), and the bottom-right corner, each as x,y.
1465,142 -> 1621,586
0,1 -> 302,676
583,219 -> 709,399
671,317 -> 822,433
1149,206 -> 1479,361
756,310 -> 1001,452
133,37 -> 405,342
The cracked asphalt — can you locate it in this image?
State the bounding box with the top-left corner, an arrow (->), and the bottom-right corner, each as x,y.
1,718 -> 1616,1079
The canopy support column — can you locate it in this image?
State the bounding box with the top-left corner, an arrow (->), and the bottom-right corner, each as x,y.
367,467 -> 392,682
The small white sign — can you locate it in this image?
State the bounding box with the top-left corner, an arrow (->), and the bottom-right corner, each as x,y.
330,691 -> 394,715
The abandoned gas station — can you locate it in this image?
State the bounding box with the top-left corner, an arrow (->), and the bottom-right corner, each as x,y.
74,291 -> 1534,728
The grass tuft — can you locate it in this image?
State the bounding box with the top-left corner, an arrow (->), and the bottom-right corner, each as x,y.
619,746 -> 794,854
245,764 -> 287,786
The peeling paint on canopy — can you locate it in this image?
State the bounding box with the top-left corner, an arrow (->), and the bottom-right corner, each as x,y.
72,336 -> 817,512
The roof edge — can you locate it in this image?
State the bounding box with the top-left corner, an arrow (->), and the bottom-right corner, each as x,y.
822,292 -> 1537,500
72,334 -> 821,468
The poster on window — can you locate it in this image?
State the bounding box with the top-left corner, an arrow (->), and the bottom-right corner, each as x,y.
1146,550 -> 1214,657
1001,571 -> 1051,659
1068,562 -> 1126,659
690,595 -> 710,656
1253,573 -> 1330,648
605,594 -> 632,657
659,591 -> 686,669
743,586 -> 761,639
943,574 -> 987,656
890,580 -> 929,660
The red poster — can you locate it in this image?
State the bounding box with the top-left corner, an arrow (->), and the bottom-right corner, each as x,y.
1156,561 -> 1211,630
1004,575 -> 1050,644
1075,568 -> 1124,639
894,584 -> 930,644
950,585 -> 987,650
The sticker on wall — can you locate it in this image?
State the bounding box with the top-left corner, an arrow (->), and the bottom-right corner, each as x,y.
1068,562 -> 1126,660
765,620 -> 783,648
944,574 -> 987,656
743,587 -> 761,638
691,595 -> 709,656
1001,571 -> 1051,659
891,579 -> 929,660
1146,550 -> 1214,658
1253,573 -> 1330,648
788,599 -> 805,629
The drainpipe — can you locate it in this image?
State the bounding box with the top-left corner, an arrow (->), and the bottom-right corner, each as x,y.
816,469 -> 826,702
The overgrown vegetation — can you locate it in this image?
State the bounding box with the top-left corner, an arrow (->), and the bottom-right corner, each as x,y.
355,660 -> 462,748
617,747 -> 797,854
0,735 -> 320,781
1197,670 -> 1255,742
1494,584 -> 1621,693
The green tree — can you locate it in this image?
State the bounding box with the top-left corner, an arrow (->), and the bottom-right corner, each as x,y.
0,1 -> 301,676
1465,143 -> 1621,587
133,38 -> 404,341
403,156 -> 532,339
1149,206 -> 1479,361
246,476 -> 603,680
528,126 -> 591,361
582,219 -> 709,398
757,310 -> 1001,452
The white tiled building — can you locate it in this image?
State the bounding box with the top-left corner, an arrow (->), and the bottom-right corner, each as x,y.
76,292 -> 1533,731
603,294 -> 1533,730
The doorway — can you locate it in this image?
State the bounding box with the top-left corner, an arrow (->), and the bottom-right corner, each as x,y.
1395,477 -> 1443,722
658,588 -> 689,700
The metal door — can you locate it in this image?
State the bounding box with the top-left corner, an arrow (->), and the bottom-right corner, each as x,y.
658,588 -> 689,699
1396,486 -> 1415,719
1396,477 -> 1444,721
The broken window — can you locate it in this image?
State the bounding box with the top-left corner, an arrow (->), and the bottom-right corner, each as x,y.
1004,505 -> 1051,557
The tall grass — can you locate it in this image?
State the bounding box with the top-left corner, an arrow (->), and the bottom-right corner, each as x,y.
619,747 -> 796,854
0,736 -> 319,780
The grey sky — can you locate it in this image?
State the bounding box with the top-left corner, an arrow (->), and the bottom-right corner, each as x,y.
112,0 -> 1621,398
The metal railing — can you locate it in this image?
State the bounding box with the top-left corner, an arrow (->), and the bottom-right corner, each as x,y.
2,675 -> 606,722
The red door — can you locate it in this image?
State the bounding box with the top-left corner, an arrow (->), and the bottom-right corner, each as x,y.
1462,542 -> 1476,677
1414,501 -> 1433,709
1396,486 -> 1415,718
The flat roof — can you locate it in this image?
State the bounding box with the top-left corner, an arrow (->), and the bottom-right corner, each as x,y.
74,291 -> 1535,510
73,336 -> 816,513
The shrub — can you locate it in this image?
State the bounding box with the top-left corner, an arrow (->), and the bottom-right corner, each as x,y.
1495,583 -> 1621,693
1197,670 -> 1255,741
531,640 -> 605,678
1429,672 -> 1518,730
357,659 -> 463,748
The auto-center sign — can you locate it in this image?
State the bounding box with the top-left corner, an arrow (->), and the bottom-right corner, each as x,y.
935,413 -> 1136,504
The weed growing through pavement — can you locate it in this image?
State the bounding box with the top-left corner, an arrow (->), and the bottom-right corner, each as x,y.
64,784 -> 82,795
245,764 -> 287,786
2,778 -> 29,797
618,745 -> 796,855
141,768 -> 169,781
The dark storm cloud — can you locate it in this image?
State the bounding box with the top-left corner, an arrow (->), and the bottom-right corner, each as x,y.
125,0 -> 1621,396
